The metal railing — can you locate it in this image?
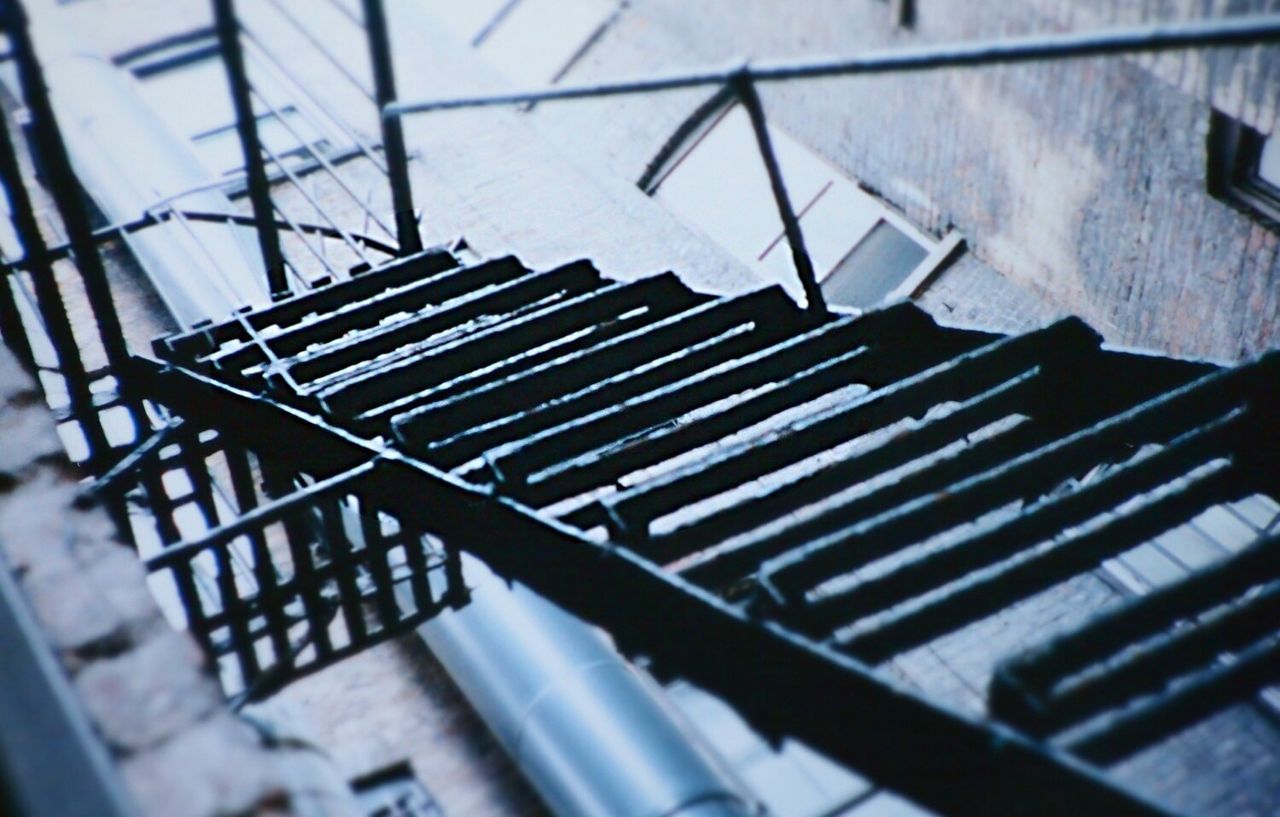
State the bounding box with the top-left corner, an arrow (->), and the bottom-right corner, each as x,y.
384,13 -> 1280,318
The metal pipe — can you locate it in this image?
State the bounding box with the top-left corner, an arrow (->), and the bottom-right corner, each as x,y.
211,0 -> 290,300
6,3 -> 270,328
418,558 -> 756,817
731,72 -> 826,317
386,13 -> 1280,116
361,0 -> 422,255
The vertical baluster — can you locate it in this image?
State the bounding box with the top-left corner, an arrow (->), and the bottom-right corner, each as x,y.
320,496 -> 367,645
359,504 -> 400,631
0,90 -> 111,464
362,0 -> 423,255
225,447 -> 290,667
210,0 -> 289,299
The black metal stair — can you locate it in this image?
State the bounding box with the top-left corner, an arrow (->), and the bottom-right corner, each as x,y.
142,251 -> 1280,817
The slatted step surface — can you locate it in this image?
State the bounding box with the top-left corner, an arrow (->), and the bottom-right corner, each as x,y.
991,529 -> 1280,763
153,252 -> 1280,807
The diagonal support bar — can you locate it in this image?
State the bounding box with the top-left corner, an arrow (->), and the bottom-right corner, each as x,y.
730,72 -> 827,317
129,354 -> 1174,817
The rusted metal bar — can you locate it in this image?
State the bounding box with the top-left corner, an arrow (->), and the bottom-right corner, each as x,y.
361,0 -> 423,255
731,72 -> 827,316
210,0 -> 290,300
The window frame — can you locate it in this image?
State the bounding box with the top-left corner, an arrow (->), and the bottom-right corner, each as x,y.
1207,109 -> 1280,230
644,98 -> 961,309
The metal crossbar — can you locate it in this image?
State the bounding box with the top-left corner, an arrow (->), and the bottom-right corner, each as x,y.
386,15 -> 1280,115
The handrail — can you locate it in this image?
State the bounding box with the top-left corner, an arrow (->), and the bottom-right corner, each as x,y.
382,14 -> 1280,318
385,15 -> 1280,116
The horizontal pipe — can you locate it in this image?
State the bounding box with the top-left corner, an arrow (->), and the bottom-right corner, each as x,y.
386,14 -> 1280,116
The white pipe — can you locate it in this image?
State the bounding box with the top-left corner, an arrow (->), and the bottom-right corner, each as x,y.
18,0 -> 268,328
420,559 -> 756,817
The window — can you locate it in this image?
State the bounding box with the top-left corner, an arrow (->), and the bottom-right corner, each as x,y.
424,0 -> 618,85
647,103 -> 957,309
1207,109 -> 1280,227
116,30 -> 355,193
351,763 -> 443,817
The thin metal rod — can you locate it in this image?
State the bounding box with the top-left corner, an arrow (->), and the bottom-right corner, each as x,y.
362,0 -> 423,255
262,0 -> 375,102
238,48 -> 395,240
0,92 -> 112,461
732,73 -> 826,316
1,209 -> 400,271
247,86 -> 375,269
241,23 -> 390,176
0,262 -> 34,372
211,0 -> 290,300
387,14 -> 1280,116
2,0 -> 132,379
145,459 -> 377,571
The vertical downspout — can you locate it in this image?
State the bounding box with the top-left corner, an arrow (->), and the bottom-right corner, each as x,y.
419,558 -> 759,817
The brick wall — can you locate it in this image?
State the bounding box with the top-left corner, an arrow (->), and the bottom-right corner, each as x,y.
537,0 -> 1280,360
0,346 -> 362,817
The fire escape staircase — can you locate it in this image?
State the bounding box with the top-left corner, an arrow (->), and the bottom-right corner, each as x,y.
127,249 -> 1280,817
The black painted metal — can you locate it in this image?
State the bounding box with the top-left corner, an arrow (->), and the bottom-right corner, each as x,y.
106,420 -> 467,699
362,0 -> 423,255
0,73 -> 113,466
0,261 -> 34,374
731,71 -> 826,317
992,530 -> 1280,753
136,253 -> 1280,817
0,0 -> 133,384
0,6 -> 1274,814
130,349 -> 1174,817
211,0 -> 290,300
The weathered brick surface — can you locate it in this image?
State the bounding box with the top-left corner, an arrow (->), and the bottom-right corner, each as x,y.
75,629 -> 224,752
0,345 -> 361,817
120,712 -> 286,817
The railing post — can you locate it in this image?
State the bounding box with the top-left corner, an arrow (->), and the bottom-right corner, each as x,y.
729,70 -> 829,318
0,264 -> 34,374
211,0 -> 290,301
1,0 -> 134,377
363,0 -> 423,256
0,68 -> 112,464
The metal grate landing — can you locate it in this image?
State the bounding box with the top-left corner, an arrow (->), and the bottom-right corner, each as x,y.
140,250 -> 1280,817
